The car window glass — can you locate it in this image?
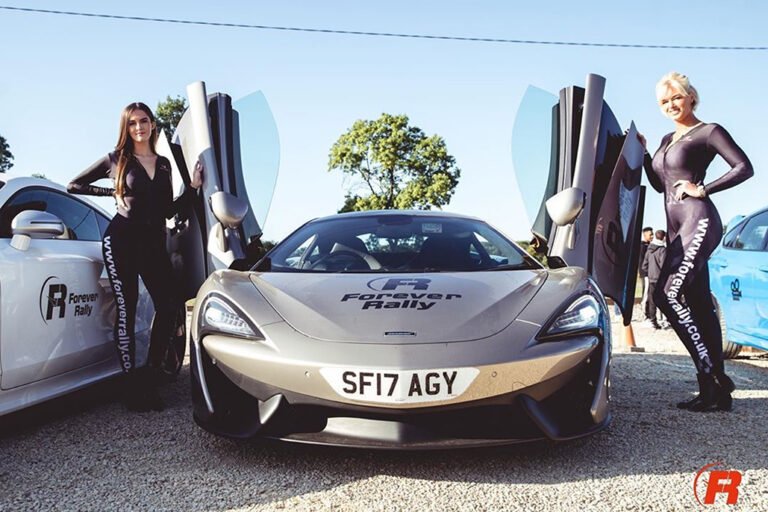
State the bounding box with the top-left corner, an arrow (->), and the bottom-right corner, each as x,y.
232,91 -> 280,242
284,234 -> 317,268
43,191 -> 102,242
734,211 -> 768,251
0,188 -> 48,238
511,86 -> 559,239
267,215 -> 539,272
96,212 -> 111,238
723,221 -> 744,249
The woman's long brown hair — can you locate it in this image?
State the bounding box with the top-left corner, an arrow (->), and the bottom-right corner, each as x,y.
114,102 -> 157,198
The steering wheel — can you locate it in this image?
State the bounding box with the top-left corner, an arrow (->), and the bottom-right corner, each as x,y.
309,250 -> 380,271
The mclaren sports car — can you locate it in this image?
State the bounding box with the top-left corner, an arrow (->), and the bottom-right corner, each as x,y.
190,210 -> 615,448
183,73 -> 645,448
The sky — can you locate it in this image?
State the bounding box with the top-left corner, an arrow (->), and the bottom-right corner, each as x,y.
1,1 -> 766,243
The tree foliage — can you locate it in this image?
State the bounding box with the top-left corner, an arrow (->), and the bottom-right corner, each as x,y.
0,134 -> 13,173
155,95 -> 188,141
516,240 -> 548,267
328,113 -> 460,213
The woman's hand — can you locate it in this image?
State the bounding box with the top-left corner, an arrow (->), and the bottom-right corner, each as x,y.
114,192 -> 127,210
673,180 -> 705,200
191,159 -> 204,189
636,132 -> 648,150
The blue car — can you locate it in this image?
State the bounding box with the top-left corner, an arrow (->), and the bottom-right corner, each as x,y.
709,206 -> 768,357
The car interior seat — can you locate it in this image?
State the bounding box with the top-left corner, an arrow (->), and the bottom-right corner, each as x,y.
329,235 -> 381,270
413,235 -> 474,270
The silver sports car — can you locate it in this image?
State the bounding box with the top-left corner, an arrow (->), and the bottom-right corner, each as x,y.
188,74 -> 646,448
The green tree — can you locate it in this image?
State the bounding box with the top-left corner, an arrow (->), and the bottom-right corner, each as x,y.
155,95 -> 188,141
516,240 -> 548,267
30,172 -> 49,180
328,113 -> 460,213
0,134 -> 14,173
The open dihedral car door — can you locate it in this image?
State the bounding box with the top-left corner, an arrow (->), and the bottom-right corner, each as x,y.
512,74 -> 645,324
157,81 -> 280,301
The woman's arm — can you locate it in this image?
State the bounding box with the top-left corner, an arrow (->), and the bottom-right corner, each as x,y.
643,151 -> 664,193
703,124 -> 754,196
638,132 -> 664,193
67,154 -> 115,196
167,185 -> 197,219
163,157 -> 202,219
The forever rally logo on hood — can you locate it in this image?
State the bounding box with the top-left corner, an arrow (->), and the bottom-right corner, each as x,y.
340,277 -> 463,311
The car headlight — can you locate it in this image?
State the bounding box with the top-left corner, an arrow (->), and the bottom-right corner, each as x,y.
199,295 -> 263,339
543,294 -> 601,337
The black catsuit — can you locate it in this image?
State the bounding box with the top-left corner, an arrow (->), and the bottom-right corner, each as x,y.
644,123 -> 753,374
68,152 -> 192,374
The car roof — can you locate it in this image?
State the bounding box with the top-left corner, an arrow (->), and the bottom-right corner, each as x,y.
0,175 -> 113,218
0,174 -> 66,191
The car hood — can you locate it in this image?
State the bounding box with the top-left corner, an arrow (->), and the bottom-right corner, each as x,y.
250,271 -> 548,343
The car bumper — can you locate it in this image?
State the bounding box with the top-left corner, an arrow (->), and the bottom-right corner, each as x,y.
190,330 -> 611,448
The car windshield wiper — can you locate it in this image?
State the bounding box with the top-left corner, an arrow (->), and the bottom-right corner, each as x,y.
487,263 -> 534,271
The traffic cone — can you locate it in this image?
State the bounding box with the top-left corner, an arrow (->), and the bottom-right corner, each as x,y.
623,323 -> 644,352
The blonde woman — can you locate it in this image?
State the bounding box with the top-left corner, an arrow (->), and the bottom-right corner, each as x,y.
639,72 -> 753,412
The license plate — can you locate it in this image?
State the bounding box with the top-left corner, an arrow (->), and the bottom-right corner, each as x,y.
320,367 -> 479,404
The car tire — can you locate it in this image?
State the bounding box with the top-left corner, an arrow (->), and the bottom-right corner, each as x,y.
713,295 -> 742,359
151,305 -> 187,381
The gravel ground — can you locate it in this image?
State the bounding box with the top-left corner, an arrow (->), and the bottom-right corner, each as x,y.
1,307 -> 767,511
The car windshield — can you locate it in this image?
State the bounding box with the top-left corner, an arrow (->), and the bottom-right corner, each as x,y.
264,214 -> 541,273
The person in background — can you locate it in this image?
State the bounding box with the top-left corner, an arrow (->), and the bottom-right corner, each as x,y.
639,72 -> 753,412
68,102 -> 203,411
638,227 -> 653,321
642,229 -> 667,329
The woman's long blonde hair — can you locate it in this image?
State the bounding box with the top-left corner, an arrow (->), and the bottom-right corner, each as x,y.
114,102 -> 157,198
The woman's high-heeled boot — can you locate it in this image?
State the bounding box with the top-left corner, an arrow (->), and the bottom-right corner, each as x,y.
712,367 -> 735,411
676,392 -> 700,410
677,373 -> 704,409
677,373 -> 720,412
142,366 -> 165,412
713,371 -> 734,411
122,371 -> 151,412
714,371 -> 736,393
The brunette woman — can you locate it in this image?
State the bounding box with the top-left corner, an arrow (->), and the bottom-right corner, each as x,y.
68,102 -> 202,411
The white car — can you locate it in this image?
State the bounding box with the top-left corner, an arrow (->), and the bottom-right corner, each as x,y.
0,175 -> 156,415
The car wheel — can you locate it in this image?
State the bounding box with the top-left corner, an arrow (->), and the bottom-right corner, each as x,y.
713,295 -> 742,359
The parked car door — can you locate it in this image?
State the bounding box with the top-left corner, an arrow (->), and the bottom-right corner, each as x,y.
511,74 -> 645,324
0,188 -> 114,389
157,82 -> 280,301
710,208 -> 768,347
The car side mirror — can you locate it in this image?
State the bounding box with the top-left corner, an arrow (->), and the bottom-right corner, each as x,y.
546,187 -> 586,226
546,187 -> 586,250
209,191 -> 249,229
10,210 -> 66,251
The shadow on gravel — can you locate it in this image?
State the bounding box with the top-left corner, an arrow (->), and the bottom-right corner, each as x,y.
1,353 -> 766,511
0,378 -> 120,438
